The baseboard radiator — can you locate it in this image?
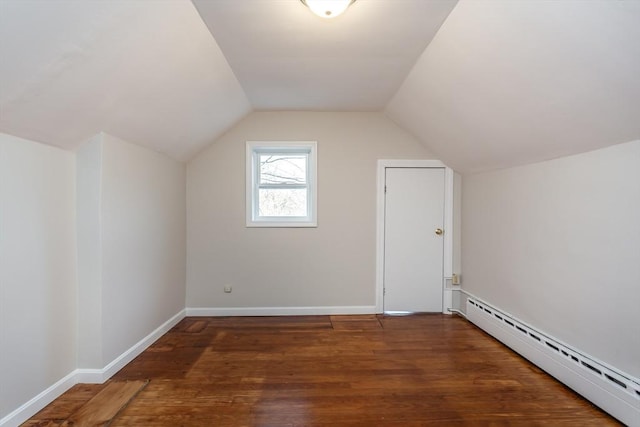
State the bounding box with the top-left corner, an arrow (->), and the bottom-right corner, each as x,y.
466,298 -> 640,426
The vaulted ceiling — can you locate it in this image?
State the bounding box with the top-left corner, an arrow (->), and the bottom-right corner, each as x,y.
1,0 -> 639,172
387,0 -> 640,173
0,0 -> 251,161
192,0 -> 456,111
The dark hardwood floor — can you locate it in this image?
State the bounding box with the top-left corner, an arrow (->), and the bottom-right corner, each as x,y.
25,314 -> 619,426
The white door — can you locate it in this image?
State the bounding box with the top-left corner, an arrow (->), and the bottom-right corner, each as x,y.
383,167 -> 445,313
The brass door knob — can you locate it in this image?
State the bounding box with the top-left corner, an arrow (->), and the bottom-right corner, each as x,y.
435,228 -> 444,236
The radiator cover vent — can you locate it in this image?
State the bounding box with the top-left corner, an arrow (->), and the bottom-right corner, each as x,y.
466,297 -> 640,426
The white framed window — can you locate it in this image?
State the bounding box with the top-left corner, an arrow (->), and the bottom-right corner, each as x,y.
246,141 -> 317,227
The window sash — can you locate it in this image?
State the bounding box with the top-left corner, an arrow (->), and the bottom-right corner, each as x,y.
258,184 -> 308,190
255,151 -> 309,188
258,153 -> 308,186
253,150 -> 310,220
247,142 -> 317,227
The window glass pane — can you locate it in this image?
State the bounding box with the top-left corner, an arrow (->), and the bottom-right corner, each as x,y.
258,188 -> 307,217
259,154 -> 307,185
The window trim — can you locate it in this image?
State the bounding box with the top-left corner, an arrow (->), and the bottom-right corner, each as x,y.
246,141 -> 317,227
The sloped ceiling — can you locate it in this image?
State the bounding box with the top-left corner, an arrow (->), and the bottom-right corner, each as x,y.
193,0 -> 457,110
1,0 -> 639,171
0,0 -> 251,161
387,0 -> 640,173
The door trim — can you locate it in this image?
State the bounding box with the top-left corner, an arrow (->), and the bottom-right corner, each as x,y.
375,160 -> 454,314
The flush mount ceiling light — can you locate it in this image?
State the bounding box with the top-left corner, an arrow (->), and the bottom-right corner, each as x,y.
300,0 -> 356,19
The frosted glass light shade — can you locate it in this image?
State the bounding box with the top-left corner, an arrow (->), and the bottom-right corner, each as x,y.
301,0 -> 356,19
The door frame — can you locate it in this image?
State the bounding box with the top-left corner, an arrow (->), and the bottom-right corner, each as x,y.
376,160 -> 454,314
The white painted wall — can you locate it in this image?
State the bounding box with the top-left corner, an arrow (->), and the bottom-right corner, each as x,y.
462,140 -> 640,378
76,135 -> 103,368
453,172 -> 462,275
187,112 -> 435,310
77,133 -> 187,366
0,133 -> 77,420
100,133 -> 186,362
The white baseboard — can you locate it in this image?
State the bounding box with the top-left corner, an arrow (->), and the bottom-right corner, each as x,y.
0,371 -> 77,427
465,296 -> 640,427
76,309 -> 186,383
0,309 -> 185,427
186,306 -> 376,317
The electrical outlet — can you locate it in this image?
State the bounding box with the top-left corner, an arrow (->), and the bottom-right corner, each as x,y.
224,285 -> 232,293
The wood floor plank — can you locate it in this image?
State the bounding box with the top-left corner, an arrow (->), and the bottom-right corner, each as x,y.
23,383 -> 107,423
27,315 -> 620,426
60,380 -> 147,427
20,421 -> 64,427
